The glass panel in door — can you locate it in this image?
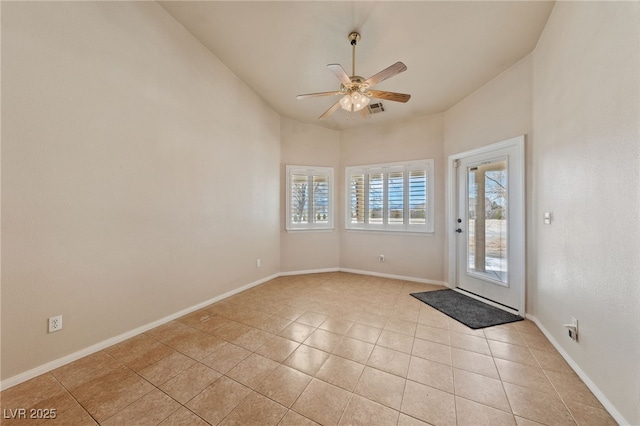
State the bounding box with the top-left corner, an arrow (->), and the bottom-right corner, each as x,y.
467,160 -> 508,285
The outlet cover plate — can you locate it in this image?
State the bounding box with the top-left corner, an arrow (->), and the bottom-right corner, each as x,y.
48,315 -> 63,333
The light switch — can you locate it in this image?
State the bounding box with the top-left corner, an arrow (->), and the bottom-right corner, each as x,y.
544,212 -> 552,225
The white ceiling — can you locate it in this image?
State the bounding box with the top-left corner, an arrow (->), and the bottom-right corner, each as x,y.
159,1 -> 555,131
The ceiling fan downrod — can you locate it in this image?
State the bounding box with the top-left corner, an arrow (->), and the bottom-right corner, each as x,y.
348,32 -> 360,77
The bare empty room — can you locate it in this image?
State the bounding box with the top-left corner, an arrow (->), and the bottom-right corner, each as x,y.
1,1 -> 639,425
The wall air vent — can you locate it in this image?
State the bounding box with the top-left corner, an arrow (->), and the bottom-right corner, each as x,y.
368,102 -> 385,114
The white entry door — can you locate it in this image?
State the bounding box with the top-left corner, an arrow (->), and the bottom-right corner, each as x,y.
450,136 -> 525,315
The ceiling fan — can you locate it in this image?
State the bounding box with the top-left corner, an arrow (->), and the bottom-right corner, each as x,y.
297,32 -> 411,120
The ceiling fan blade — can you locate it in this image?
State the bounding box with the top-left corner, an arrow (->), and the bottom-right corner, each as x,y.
364,62 -> 407,87
319,100 -> 341,120
296,91 -> 343,100
369,90 -> 411,103
359,107 -> 371,120
327,64 -> 352,86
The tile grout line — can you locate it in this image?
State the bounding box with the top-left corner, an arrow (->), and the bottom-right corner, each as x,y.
486,328 -> 517,423
2,274 -> 612,425
47,371 -> 102,426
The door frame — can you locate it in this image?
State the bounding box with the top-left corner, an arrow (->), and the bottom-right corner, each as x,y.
447,135 -> 526,316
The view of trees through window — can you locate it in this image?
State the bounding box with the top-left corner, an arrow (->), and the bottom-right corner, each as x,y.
347,160 -> 432,232
287,162 -> 431,233
287,167 -> 332,230
467,161 -> 508,283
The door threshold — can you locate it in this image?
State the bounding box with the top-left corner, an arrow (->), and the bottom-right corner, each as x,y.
453,288 -> 521,316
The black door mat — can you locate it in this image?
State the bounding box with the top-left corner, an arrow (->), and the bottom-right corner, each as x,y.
410,289 -> 524,329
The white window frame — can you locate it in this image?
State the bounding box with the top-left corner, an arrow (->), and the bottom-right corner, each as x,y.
286,165 -> 334,231
345,159 -> 434,233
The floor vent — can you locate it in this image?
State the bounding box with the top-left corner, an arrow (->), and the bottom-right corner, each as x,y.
368,102 -> 385,114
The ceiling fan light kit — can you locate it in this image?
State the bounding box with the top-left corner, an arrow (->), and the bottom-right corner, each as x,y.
297,31 -> 411,120
340,91 -> 370,112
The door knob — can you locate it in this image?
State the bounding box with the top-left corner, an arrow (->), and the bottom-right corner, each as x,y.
455,228 -> 463,233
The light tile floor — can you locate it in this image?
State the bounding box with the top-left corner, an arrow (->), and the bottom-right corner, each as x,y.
0,273 -> 617,425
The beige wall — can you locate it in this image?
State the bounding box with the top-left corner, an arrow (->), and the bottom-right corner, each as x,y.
443,54 -> 533,304
280,118 -> 341,273
339,114 -> 445,282
443,54 -> 532,155
3,3 -> 639,422
280,114 -> 446,283
531,2 -> 640,424
441,5 -> 640,419
1,2 -> 281,380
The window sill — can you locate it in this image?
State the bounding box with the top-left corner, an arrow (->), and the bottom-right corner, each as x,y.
345,228 -> 434,236
286,228 -> 335,233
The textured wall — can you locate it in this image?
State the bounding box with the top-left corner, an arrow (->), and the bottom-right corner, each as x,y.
1,2 -> 281,380
339,114 -> 445,282
531,2 -> 640,423
443,55 -> 533,303
280,118 -> 341,273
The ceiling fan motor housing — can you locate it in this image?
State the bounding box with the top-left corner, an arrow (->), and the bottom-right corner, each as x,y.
341,76 -> 370,96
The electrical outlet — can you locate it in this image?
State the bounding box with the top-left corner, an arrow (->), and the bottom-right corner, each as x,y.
48,315 -> 63,333
564,317 -> 578,341
256,259 -> 261,267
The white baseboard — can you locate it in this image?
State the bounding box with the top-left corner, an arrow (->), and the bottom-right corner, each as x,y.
339,268 -> 446,286
1,268 -> 442,391
526,314 -> 629,426
280,268 -> 446,287
279,267 -> 340,276
0,272 -> 279,391
3,271 -> 628,425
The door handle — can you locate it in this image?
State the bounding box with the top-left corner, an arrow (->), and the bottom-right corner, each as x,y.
455,228 -> 463,233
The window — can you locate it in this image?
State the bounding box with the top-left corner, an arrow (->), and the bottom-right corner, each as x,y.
286,165 -> 334,231
346,159 -> 434,233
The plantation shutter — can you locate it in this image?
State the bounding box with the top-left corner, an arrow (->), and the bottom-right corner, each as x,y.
312,174 -> 329,224
286,166 -> 334,231
368,170 -> 384,225
387,168 -> 404,225
409,166 -> 427,227
290,172 -> 309,225
349,171 -> 366,226
345,160 -> 433,233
